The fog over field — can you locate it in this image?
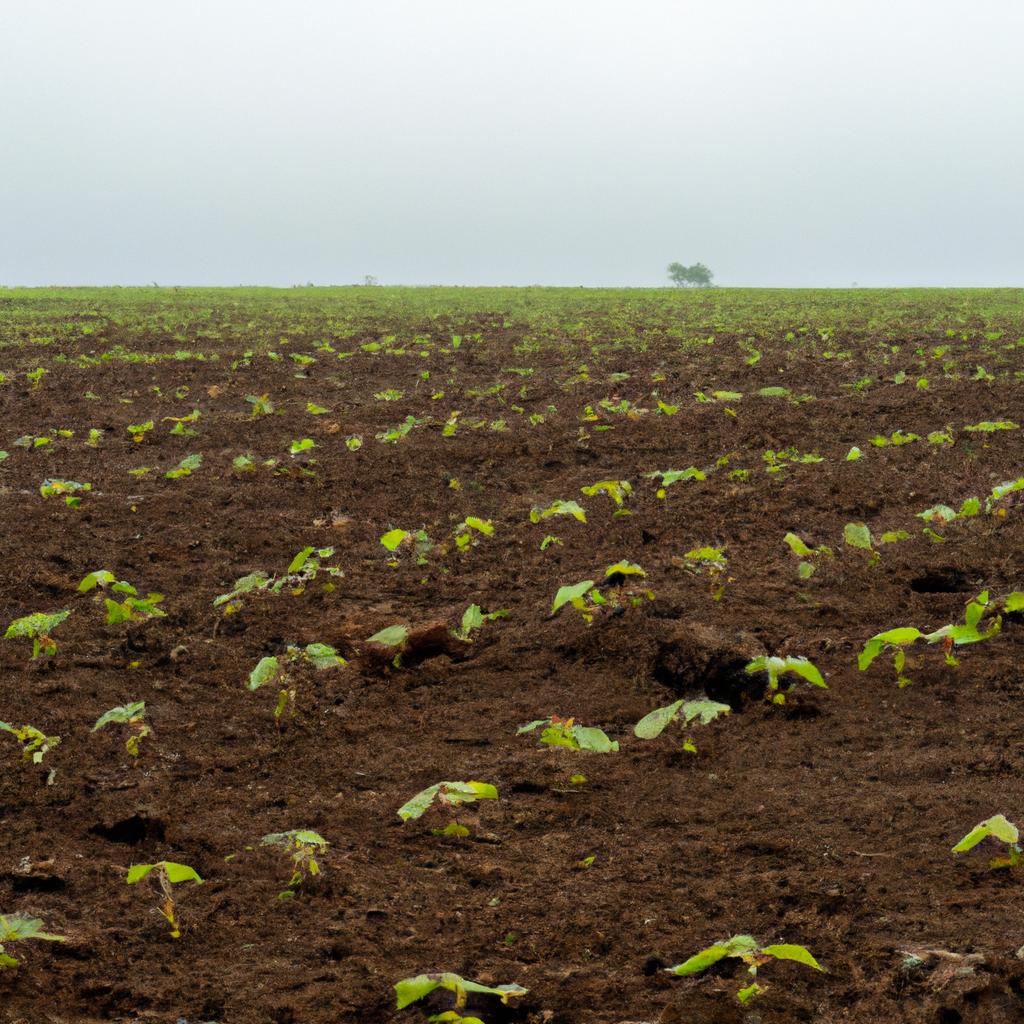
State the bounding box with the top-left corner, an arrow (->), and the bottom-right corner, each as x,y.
2,0 -> 1023,287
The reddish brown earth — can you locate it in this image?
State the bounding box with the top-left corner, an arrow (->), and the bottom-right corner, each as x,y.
1,289 -> 1023,1024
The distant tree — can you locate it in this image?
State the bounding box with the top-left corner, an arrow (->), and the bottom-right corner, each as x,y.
667,262 -> 714,288
363,274 -> 380,287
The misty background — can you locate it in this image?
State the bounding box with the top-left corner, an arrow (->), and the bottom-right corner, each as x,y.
2,0 -> 1023,288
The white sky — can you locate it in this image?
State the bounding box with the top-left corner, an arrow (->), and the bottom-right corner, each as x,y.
2,0 -> 1023,286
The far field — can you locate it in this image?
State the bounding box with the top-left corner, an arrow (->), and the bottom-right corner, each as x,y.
1,287 -> 1023,1024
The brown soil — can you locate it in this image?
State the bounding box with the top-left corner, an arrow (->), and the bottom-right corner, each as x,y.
1,289 -> 1023,1024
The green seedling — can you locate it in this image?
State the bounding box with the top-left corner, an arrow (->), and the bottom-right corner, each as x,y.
260,829 -> 328,898
0,721 -> 60,764
289,438 -> 315,456
79,570 -> 166,624
5,609 -> 71,659
676,546 -> 730,601
165,453 -> 202,479
634,698 -> 730,753
745,656 -> 826,704
39,478 -> 91,506
859,627 -> 924,686
0,914 -> 65,968
375,414 -> 421,443
665,933 -> 824,1003
645,467 -> 705,499
397,781 -> 498,836
248,643 -> 346,726
952,814 -> 1021,869
380,528 -> 433,564
581,479 -> 632,508
93,701 -> 151,757
126,861 -> 203,939
452,604 -> 507,642
395,973 -> 528,1013
783,532 -> 832,579
214,548 -> 343,613
127,420 -> 154,443
454,516 -> 494,550
517,715 -> 619,752
923,590 -> 1002,664
530,498 -> 587,524
986,477 -> 1024,514
246,393 -> 274,417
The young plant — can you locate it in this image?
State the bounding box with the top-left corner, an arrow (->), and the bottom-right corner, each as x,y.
260,829 -> 328,898
517,716 -> 619,752
952,814 -> 1021,869
645,467 -> 705,499
0,721 -> 60,764
398,781 -> 498,836
0,914 -> 65,969
454,516 -> 494,550
248,644 -> 346,726
923,590 -> 1002,664
165,453 -> 202,479
5,609 -> 71,659
93,701 -> 151,757
665,933 -> 824,1003
745,656 -> 826,704
858,627 -> 925,687
39,478 -> 91,507
634,698 -> 730,753
126,861 -> 204,939
395,973 -> 527,1013
675,546 -> 730,601
529,499 -> 587,524
452,604 -> 507,642
551,578 -> 601,623
79,571 -> 166,624
580,479 -> 632,511
127,420 -> 154,443
783,532 -> 832,580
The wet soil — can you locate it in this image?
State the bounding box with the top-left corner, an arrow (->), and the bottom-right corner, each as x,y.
1,289 -> 1023,1024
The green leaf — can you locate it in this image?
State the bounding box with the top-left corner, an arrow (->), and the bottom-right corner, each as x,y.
367,624 -> 409,648
287,547 -> 314,573
762,943 -> 824,971
248,656 -> 281,691
552,580 -> 595,614
79,570 -> 116,592
604,560 -> 645,578
380,528 -> 410,551
162,862 -> 204,885
93,701 -> 145,731
953,814 -> 1019,852
783,532 -> 814,557
396,783 -> 442,821
1004,593 -> 1024,613
125,863 -> 156,884
395,974 -> 443,1009
843,522 -> 873,550
463,516 -> 494,535
681,699 -> 732,725
634,700 -> 685,739
571,725 -> 619,753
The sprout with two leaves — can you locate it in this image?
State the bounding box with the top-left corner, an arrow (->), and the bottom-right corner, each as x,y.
398,781 -> 498,838
0,914 -> 65,969
745,656 -> 827,705
126,861 -> 204,939
665,933 -> 824,1003
79,571 -> 166,625
4,610 -> 71,660
93,701 -> 151,757
394,972 -> 527,1015
952,814 -> 1021,870
517,716 -> 618,752
248,643 -> 346,725
0,721 -> 60,765
260,829 -> 329,898
634,699 -> 731,753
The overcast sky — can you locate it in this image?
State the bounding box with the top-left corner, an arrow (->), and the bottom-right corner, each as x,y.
2,0 -> 1023,287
